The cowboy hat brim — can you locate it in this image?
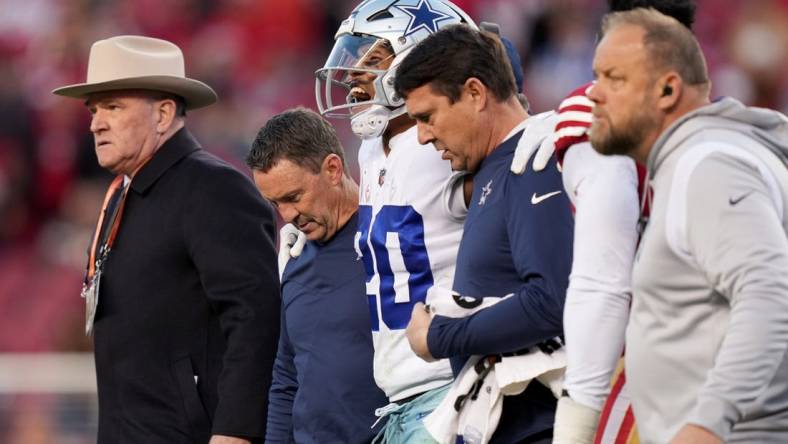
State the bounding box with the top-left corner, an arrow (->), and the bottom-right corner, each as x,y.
52,75 -> 218,110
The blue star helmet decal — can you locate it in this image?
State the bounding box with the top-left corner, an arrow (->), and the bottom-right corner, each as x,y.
395,0 -> 453,37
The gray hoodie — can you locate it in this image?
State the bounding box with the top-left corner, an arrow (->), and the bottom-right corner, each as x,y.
627,97 -> 788,443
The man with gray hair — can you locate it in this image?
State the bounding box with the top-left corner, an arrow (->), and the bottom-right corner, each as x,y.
247,108 -> 387,443
53,35 -> 280,443
588,8 -> 788,444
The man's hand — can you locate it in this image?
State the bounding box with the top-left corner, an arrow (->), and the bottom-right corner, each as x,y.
209,435 -> 251,444
277,223 -> 306,279
510,124 -> 556,174
514,81 -> 594,176
406,302 -> 436,362
668,424 -> 723,444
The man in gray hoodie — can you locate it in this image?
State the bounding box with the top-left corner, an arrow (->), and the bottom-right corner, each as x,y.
587,7 -> 788,444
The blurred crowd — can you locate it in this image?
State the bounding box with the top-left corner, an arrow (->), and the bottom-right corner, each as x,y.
1,0 -> 788,440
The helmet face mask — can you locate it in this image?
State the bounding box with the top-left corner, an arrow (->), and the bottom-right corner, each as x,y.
315,35 -> 397,120
315,0 -> 476,139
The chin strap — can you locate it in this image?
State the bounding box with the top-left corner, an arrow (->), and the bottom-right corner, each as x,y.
351,104 -> 408,140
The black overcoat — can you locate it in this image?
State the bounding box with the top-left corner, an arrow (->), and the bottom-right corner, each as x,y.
92,128 -> 280,443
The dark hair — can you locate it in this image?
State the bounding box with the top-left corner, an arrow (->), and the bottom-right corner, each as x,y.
246,107 -> 347,174
146,91 -> 187,117
394,24 -> 517,103
608,0 -> 696,29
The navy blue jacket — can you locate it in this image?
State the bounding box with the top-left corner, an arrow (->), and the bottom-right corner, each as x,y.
427,131 -> 574,443
266,212 -> 388,443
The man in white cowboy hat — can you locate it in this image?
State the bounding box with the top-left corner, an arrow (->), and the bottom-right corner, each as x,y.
53,35 -> 280,444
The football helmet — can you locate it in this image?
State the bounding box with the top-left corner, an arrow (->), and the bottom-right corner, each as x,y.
316,0 -> 476,139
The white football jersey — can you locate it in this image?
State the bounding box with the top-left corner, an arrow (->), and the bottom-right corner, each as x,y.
356,126 -> 465,401
561,142 -> 639,412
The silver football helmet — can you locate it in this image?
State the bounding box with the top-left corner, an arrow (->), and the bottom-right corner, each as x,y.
316,0 -> 476,139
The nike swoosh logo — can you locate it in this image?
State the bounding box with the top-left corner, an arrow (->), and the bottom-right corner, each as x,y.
531,190 -> 562,204
729,190 -> 754,206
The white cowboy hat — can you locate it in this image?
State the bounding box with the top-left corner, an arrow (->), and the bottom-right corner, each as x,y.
52,35 -> 217,110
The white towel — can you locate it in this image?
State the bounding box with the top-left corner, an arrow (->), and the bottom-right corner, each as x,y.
423,286 -> 567,444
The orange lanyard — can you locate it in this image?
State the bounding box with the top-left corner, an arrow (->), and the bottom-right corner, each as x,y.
86,175 -> 130,280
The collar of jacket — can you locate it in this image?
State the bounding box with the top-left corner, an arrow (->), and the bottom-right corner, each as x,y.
130,127 -> 201,194
647,96 -> 788,178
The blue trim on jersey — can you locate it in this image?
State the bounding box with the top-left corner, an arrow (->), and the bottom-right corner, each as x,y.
359,204 -> 434,331
427,131 -> 574,443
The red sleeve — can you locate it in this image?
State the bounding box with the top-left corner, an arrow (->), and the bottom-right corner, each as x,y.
554,81 -> 595,166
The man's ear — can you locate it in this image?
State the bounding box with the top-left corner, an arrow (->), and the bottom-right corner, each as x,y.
464,77 -> 488,112
155,99 -> 177,134
655,72 -> 681,112
322,153 -> 345,185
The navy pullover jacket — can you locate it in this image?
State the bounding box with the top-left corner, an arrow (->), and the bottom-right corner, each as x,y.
427,130 -> 574,443
266,212 -> 388,443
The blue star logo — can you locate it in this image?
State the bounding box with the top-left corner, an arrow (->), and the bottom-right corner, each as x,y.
395,0 -> 453,37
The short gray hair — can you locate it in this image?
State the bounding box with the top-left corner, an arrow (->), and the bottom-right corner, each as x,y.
602,8 -> 709,89
246,107 -> 347,174
146,90 -> 187,117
